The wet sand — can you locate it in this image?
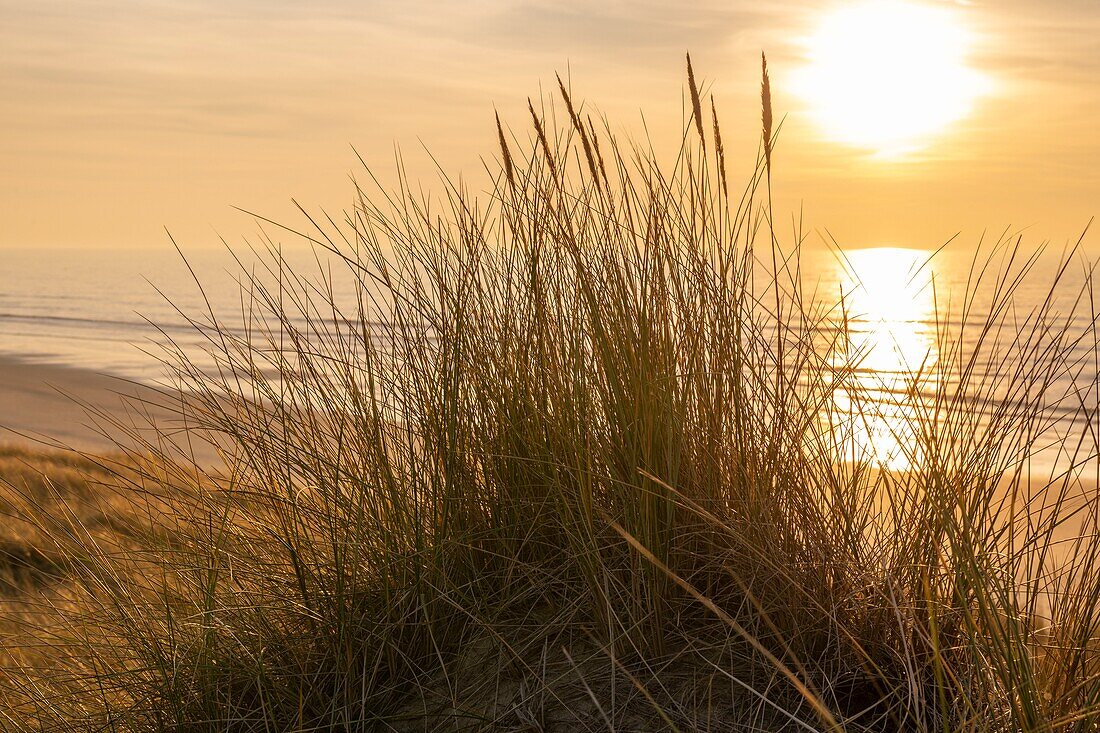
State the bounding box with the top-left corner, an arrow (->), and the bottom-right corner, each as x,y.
0,354 -> 214,461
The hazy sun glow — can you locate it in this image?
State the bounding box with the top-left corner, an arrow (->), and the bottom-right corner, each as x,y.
830,247 -> 938,470
794,1 -> 988,157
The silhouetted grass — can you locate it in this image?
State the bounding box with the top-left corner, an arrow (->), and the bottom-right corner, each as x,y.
3,58 -> 1100,731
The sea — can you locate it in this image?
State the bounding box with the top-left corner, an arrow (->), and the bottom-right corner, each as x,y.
0,245 -> 344,382
2,243 -> 1097,475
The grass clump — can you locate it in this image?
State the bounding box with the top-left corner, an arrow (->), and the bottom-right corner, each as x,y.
4,60 -> 1100,731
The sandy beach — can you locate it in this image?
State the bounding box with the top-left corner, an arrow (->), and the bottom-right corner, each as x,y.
0,354 -> 206,458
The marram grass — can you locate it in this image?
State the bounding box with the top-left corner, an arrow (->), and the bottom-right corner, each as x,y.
2,60 -> 1100,732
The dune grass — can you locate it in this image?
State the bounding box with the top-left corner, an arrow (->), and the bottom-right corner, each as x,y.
3,58 -> 1100,731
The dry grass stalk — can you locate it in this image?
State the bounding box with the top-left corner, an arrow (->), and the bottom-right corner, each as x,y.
687,52 -> 706,150
528,97 -> 558,179
762,52 -> 774,175
711,96 -> 728,199
556,74 -> 601,186
495,110 -> 515,188
587,115 -> 610,190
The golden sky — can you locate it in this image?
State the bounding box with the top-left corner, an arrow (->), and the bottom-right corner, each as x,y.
2,0 -> 1099,251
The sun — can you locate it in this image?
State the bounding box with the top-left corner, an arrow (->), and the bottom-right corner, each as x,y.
793,1 -> 988,157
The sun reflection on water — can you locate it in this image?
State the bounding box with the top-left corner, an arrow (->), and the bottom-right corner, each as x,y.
830,247 -> 937,471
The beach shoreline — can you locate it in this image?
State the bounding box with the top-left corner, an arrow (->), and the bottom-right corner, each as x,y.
0,353 -> 201,457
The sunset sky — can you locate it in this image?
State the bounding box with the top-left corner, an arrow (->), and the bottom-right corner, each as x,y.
3,0 -> 1099,252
